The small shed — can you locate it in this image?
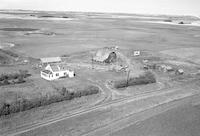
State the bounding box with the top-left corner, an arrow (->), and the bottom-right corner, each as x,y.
133,51 -> 140,56
175,69 -> 184,75
40,57 -> 61,64
159,65 -> 173,72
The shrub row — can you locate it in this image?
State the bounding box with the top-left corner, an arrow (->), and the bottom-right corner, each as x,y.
114,71 -> 156,89
0,70 -> 30,86
0,85 -> 99,116
0,49 -> 19,58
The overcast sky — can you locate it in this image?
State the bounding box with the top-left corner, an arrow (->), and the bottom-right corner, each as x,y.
0,0 -> 200,15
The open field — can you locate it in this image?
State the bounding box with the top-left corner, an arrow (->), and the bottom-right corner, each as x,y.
111,96 -> 200,136
1,10 -> 200,136
0,11 -> 200,58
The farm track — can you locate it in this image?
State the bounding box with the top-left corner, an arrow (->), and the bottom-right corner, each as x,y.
81,91 -> 196,136
3,80 -> 198,136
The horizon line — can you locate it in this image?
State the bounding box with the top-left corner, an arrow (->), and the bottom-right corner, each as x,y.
0,8 -> 199,17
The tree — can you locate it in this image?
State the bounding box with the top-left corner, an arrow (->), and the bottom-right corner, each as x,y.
17,75 -> 25,83
19,70 -> 29,78
3,79 -> 9,85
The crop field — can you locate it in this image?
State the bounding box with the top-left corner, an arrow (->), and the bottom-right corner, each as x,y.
1,10 -> 200,136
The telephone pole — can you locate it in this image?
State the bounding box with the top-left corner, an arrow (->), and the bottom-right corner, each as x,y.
126,69 -> 131,87
91,54 -> 94,69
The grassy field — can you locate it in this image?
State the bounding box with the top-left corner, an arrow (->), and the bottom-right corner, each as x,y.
1,10 -> 200,135
0,11 -> 200,58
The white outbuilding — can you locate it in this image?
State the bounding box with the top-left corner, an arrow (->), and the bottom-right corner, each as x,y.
133,51 -> 140,56
41,64 -> 75,81
40,57 -> 61,64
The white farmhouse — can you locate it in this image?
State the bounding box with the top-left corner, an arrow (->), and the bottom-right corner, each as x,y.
41,64 -> 75,81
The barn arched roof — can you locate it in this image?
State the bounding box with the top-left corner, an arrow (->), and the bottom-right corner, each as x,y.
93,48 -> 116,62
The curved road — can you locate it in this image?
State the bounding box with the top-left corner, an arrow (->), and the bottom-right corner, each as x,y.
2,80 -> 200,136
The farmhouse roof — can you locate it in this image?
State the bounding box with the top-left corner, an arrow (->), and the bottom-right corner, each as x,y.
50,65 -> 60,72
49,64 -> 69,72
59,64 -> 69,71
40,57 -> 61,63
42,70 -> 53,74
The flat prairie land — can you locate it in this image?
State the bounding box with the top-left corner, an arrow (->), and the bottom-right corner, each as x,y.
0,11 -> 200,58
1,10 -> 200,136
111,98 -> 200,136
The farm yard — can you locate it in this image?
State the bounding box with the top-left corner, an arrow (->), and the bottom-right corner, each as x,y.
1,10 -> 200,136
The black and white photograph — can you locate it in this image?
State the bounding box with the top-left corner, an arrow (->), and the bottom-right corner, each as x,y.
0,0 -> 200,136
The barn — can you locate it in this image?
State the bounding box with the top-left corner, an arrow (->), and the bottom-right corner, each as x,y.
93,49 -> 117,63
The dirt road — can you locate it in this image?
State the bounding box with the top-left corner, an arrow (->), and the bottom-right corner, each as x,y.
4,81 -> 200,136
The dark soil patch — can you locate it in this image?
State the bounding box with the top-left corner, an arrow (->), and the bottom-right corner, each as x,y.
39,15 -> 69,19
163,19 -> 172,22
0,28 -> 39,32
39,15 -> 55,18
62,16 -> 69,18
